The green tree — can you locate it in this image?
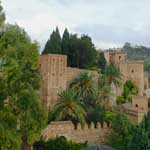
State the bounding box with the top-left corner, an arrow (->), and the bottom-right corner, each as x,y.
61,28 -> 70,55
104,64 -> 122,87
68,34 -> 80,67
0,107 -> 21,150
53,89 -> 86,124
78,35 -> 96,69
128,113 -> 150,150
69,72 -> 97,101
0,24 -> 48,150
122,80 -> 138,101
42,27 -> 61,54
107,112 -> 135,150
97,85 -> 113,111
97,52 -> 106,74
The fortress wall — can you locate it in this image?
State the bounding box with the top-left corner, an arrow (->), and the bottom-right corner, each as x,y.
42,121 -> 111,144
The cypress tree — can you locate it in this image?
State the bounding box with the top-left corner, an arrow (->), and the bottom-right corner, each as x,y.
61,28 -> 70,55
42,27 -> 62,54
97,52 -> 106,74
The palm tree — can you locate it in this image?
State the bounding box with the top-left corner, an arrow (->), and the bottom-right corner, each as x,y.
97,64 -> 122,110
53,89 -> 86,124
69,72 -> 97,100
104,64 -> 122,87
97,85 -> 114,111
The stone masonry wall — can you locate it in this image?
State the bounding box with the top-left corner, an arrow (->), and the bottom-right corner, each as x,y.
39,54 -> 98,110
42,121 -> 111,144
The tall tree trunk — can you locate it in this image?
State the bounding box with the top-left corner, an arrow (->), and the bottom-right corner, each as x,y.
22,136 -> 32,150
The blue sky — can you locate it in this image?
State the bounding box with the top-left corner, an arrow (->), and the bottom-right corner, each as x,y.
2,0 -> 150,50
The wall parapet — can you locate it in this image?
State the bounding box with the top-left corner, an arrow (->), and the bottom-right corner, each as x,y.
42,121 -> 111,144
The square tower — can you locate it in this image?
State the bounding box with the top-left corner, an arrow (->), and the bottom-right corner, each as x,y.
39,54 -> 67,109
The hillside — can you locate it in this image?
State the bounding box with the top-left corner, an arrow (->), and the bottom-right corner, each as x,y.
123,42 -> 150,73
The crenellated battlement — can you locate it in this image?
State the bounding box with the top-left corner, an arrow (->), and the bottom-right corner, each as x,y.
42,121 -> 111,144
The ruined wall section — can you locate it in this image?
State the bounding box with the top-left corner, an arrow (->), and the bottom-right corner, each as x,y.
42,121 -> 111,144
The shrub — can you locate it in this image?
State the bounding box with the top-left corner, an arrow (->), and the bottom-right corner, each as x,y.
117,96 -> 126,104
33,137 -> 87,150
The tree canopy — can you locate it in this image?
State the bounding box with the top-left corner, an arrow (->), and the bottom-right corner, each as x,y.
42,27 -> 61,54
0,24 -> 48,150
42,27 -> 100,70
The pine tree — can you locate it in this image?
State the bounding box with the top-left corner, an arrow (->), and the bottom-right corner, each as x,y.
61,28 -> 70,55
42,27 -> 62,54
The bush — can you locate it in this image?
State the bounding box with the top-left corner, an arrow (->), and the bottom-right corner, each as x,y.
105,111 -> 116,122
33,137 -> 88,150
107,112 -> 135,150
122,80 -> 138,102
87,106 -> 105,124
117,96 -> 126,104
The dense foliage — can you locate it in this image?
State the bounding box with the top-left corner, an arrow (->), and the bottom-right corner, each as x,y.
122,80 -> 138,101
42,27 -> 106,71
42,27 -> 61,54
51,64 -> 122,124
107,112 -> 135,150
0,4 -> 48,149
34,137 -> 88,150
52,89 -> 86,124
117,80 -> 138,104
127,112 -> 150,150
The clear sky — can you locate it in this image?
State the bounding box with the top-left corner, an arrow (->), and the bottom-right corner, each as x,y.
2,0 -> 150,50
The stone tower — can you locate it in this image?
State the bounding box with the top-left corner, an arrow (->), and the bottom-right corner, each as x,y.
39,54 -> 67,109
104,49 -> 144,96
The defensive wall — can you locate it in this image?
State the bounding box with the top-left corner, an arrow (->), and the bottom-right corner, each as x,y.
42,121 -> 111,144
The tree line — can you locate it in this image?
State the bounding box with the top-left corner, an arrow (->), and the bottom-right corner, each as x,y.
42,27 -> 106,71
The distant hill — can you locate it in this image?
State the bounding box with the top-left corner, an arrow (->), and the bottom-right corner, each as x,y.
123,42 -> 150,73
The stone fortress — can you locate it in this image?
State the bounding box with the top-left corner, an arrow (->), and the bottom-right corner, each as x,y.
39,54 -> 97,110
40,49 -> 148,144
104,49 -> 148,123
104,50 -> 144,96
